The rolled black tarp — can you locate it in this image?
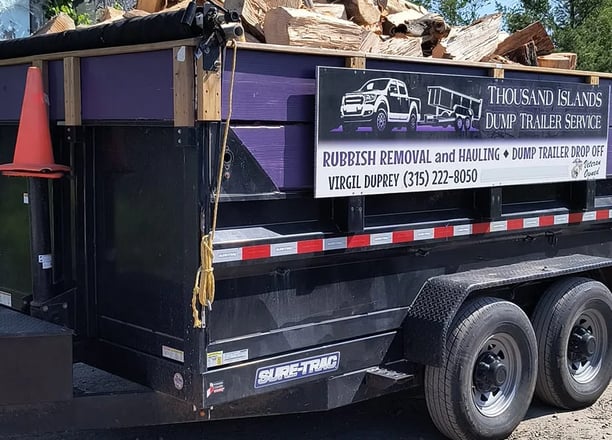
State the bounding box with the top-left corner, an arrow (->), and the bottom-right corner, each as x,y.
0,11 -> 202,60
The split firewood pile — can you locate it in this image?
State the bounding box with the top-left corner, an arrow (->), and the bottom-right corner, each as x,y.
36,0 -> 577,69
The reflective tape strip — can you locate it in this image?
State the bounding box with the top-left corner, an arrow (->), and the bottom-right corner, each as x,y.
212,211 -> 608,262
271,242 -> 298,257
324,237 -> 347,251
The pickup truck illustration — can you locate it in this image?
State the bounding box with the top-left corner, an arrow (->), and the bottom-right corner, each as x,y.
340,78 -> 421,133
423,85 -> 483,131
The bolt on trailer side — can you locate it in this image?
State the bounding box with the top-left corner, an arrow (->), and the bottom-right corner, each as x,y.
0,9 -> 612,439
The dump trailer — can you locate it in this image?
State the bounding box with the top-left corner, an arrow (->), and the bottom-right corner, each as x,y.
0,4 -> 611,440
423,85 -> 483,131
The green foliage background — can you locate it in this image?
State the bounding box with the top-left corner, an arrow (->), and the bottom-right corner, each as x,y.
415,0 -> 611,72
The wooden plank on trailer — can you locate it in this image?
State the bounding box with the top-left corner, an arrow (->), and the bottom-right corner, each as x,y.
491,67 -> 504,78
197,59 -> 221,121
0,38 -> 199,67
32,60 -> 49,95
173,46 -> 195,127
63,57 -> 81,125
346,56 -> 366,69
587,76 -> 600,85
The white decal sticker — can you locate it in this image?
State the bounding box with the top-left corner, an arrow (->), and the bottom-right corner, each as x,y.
207,351 -> 223,368
38,254 -> 52,269
162,345 -> 185,363
0,291 -> 12,307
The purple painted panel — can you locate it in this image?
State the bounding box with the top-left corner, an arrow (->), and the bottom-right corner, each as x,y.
81,50 -> 173,121
0,64 -> 28,121
223,50 -> 345,122
233,124 -> 313,190
48,60 -> 64,121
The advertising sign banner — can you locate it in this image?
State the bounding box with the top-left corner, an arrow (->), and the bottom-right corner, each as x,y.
315,67 -> 610,198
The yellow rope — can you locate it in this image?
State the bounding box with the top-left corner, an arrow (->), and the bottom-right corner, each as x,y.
192,41 -> 238,328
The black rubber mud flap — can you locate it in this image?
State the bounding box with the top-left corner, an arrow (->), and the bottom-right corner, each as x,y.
403,254 -> 612,367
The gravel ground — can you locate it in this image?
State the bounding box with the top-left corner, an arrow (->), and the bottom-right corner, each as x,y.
12,383 -> 610,440
509,384 -> 612,440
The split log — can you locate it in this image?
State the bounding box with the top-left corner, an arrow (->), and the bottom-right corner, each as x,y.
538,53 -> 577,69
494,21 -> 554,57
504,40 -> 538,66
225,0 -> 302,42
135,0 -> 167,12
313,3 -> 347,19
97,6 -> 124,23
480,54 -> 519,65
162,0 -> 191,11
402,13 -> 450,56
384,0 -> 427,15
382,10 -> 425,35
34,13 -> 75,35
342,0 -> 380,25
432,13 -> 502,62
375,36 -> 422,57
264,7 -> 379,51
123,9 -> 150,18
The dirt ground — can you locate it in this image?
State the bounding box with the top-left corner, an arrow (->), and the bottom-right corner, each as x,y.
509,383 -> 612,440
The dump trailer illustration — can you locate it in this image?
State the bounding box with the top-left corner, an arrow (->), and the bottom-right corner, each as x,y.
0,3 -> 611,440
423,85 -> 483,131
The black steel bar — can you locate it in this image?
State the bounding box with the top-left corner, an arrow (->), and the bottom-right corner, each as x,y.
28,177 -> 54,307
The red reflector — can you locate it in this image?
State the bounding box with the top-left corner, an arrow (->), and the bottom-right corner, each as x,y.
347,234 -> 370,248
297,239 -> 323,254
569,213 -> 583,224
507,219 -> 523,230
472,223 -> 490,234
539,216 -> 554,227
434,226 -> 453,239
393,230 -> 414,243
596,210 -> 609,220
242,245 -> 271,260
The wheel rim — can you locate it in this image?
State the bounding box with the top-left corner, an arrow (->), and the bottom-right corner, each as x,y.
465,118 -> 472,131
455,118 -> 464,130
409,114 -> 417,131
376,110 -> 386,132
472,333 -> 521,417
567,308 -> 607,384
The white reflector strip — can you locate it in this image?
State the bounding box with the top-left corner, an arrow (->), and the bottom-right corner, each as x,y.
214,248 -> 242,263
414,228 -> 434,241
490,221 -> 507,232
523,217 -> 540,228
271,242 -> 298,256
582,211 -> 597,222
324,237 -> 347,250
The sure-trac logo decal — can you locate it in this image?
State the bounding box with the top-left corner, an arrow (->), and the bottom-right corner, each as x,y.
254,352 -> 340,388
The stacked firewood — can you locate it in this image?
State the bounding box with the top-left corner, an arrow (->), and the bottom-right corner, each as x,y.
38,0 -> 576,69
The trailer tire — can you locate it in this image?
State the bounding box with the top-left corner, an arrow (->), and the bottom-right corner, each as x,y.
454,117 -> 464,132
408,112 -> 418,131
425,297 -> 537,440
373,107 -> 388,134
464,117 -> 472,131
531,277 -> 612,409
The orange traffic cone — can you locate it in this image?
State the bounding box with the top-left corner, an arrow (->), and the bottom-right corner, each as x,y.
0,67 -> 70,179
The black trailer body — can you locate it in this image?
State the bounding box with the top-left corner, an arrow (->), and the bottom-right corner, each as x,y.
0,8 -> 611,440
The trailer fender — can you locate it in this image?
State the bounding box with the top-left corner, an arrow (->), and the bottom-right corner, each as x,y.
403,254 -> 612,367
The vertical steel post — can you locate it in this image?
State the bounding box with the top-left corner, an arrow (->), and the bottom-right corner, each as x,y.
28,177 -> 54,307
